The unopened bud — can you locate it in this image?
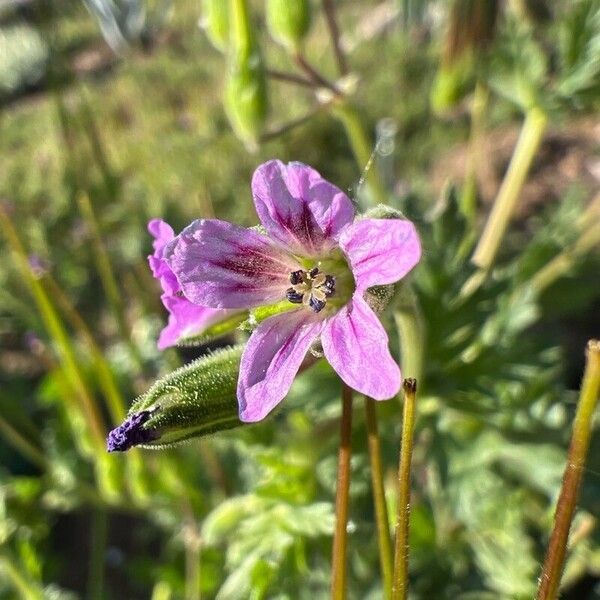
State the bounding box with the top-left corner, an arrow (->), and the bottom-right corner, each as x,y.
107,346 -> 244,451
202,0 -> 230,52
266,0 -> 312,51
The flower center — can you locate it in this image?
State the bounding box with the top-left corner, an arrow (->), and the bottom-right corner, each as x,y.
286,267 -> 336,313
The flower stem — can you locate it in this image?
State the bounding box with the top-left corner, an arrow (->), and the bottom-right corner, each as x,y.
393,285 -> 425,384
471,106 -> 547,271
76,192 -> 144,370
392,379 -> 417,600
331,382 -> 353,600
365,397 -> 394,599
332,102 -> 388,206
0,204 -> 106,450
88,508 -> 108,600
536,340 -> 600,600
322,0 -> 348,76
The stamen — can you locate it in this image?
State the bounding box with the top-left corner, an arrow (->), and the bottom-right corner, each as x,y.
290,270 -> 305,285
286,288 -> 304,303
286,266 -> 337,313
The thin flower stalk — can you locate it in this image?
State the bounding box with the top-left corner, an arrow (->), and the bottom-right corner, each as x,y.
468,106 -> 547,276
76,192 -> 143,368
333,103 -> 388,206
392,379 -> 417,600
365,397 -> 394,599
536,340 -> 600,600
322,0 -> 348,76
0,204 -> 106,449
331,382 -> 353,600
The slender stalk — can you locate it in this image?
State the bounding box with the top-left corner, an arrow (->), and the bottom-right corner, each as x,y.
530,221 -> 600,296
0,416 -> 47,470
0,554 -> 44,600
294,51 -> 341,96
266,68 -> 314,88
322,0 -> 348,76
331,382 -> 353,600
0,205 -> 106,448
87,509 -> 108,600
536,340 -> 600,600
365,398 -> 394,599
393,285 -> 425,384
460,81 -> 489,227
471,106 -> 547,271
392,379 -> 417,600
76,192 -> 143,369
42,273 -> 127,424
260,106 -> 322,142
333,103 -> 388,206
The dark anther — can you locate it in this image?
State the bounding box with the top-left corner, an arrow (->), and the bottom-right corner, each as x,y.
290,270 -> 304,285
309,296 -> 326,312
323,275 -> 335,295
286,288 -> 304,303
309,267 -> 320,279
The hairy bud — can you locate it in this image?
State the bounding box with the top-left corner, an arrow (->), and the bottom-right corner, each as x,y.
107,346 -> 244,451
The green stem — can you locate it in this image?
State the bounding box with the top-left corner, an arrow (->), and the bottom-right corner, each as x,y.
471,106 -> 547,271
331,382 -> 353,600
530,222 -> 600,296
0,205 -> 106,449
460,81 -> 488,228
392,379 -> 417,600
0,416 -> 47,470
43,273 -> 127,424
76,192 -> 143,370
87,509 -> 108,600
365,398 -> 394,599
322,0 -> 348,76
333,103 -> 388,206
393,286 -> 425,384
0,554 -> 44,600
536,340 -> 600,600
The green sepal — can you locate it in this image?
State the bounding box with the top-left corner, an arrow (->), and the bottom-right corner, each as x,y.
130,345 -> 245,448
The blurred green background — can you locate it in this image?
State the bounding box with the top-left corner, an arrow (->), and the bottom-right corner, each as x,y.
1,0 -> 600,598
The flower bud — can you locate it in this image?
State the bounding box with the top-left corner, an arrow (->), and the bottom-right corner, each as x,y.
107,346 -> 245,451
225,0 -> 268,150
266,0 -> 312,51
202,0 -> 229,52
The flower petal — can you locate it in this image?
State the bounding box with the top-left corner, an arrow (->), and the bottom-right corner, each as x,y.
339,218 -> 421,291
238,309 -> 323,422
322,294 -> 400,400
165,219 -> 299,309
252,160 -> 355,255
157,295 -> 229,350
148,219 -> 179,295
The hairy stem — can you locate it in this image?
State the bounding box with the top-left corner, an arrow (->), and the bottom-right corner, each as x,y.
536,340 -> 600,600
331,382 -> 353,599
392,379 -> 417,600
365,398 -> 394,599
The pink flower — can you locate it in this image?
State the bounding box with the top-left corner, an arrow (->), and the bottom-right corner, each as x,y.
165,161 -> 421,422
148,219 -> 234,349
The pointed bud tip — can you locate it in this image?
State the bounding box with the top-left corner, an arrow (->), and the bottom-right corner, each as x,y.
106,410 -> 158,452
